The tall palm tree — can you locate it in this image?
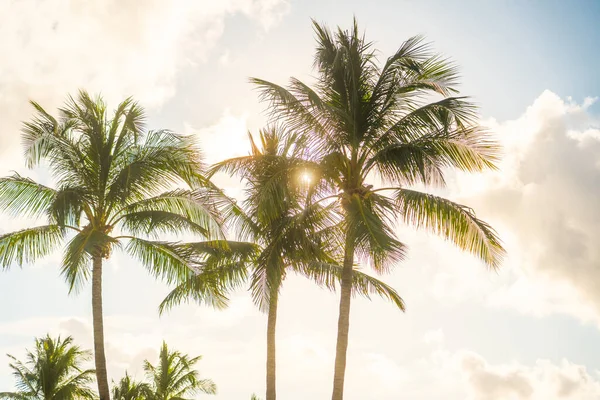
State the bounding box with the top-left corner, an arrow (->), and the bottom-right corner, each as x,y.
143,342 -> 216,400
160,127 -> 405,400
111,373 -> 150,400
251,20 -> 506,400
0,91 -> 222,400
0,335 -> 96,400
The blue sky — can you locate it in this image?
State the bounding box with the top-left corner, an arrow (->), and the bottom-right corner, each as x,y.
1,1 -> 599,399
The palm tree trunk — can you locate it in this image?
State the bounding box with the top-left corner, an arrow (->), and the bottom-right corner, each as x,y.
266,287 -> 279,400
331,240 -> 355,400
92,255 -> 110,400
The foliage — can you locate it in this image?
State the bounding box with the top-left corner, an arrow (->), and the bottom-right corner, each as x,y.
251,19 -> 505,269
251,17 -> 506,399
0,335 -> 96,400
111,373 -> 150,400
142,342 -> 216,400
0,91 -> 224,398
0,90 -> 221,285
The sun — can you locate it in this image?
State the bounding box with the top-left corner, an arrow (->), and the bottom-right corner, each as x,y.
300,171 -> 312,185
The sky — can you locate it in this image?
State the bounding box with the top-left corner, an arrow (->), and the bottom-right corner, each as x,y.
1,0 -> 600,399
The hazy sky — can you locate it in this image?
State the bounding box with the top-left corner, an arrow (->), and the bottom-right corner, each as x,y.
1,1 -> 600,399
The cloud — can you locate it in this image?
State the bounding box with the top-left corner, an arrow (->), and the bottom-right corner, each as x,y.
185,110 -> 251,166
427,90 -> 600,326
0,0 -> 289,173
458,352 -> 600,400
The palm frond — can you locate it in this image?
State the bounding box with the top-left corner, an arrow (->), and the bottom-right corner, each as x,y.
0,174 -> 56,219
296,261 -> 405,310
49,186 -> 86,227
344,194 -> 407,273
115,189 -> 223,239
158,244 -> 253,314
394,188 -> 505,268
143,342 -> 216,399
250,78 -> 329,140
0,225 -> 63,269
125,238 -> 193,285
2,335 -> 95,400
112,372 -> 151,400
105,130 -> 205,207
120,210 -> 210,238
61,229 -> 119,293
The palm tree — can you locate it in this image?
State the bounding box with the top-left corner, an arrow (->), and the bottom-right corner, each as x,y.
0,91 -> 222,400
111,373 -> 150,400
143,342 -> 216,400
0,335 -> 96,400
160,127 -> 405,400
251,20 -> 506,400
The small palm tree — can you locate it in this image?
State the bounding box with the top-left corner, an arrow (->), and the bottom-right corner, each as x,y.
0,91 -> 222,399
143,342 -> 216,400
161,127 -> 405,400
0,335 -> 96,400
252,20 -> 506,400
111,373 -> 150,400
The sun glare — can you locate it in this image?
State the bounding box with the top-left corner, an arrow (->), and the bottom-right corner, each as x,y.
301,172 -> 312,185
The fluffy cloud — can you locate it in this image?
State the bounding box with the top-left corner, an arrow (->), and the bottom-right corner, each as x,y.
429,91 -> 600,325
402,330 -> 600,400
459,352 -> 600,400
0,0 -> 289,171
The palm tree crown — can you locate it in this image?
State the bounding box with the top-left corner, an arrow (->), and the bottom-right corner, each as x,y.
0,335 -> 96,400
143,342 -> 216,400
111,373 -> 150,400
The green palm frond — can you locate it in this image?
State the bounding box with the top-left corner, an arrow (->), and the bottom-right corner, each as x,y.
120,210 -> 210,238
368,124 -> 499,187
296,261 -> 405,310
394,188 -> 505,268
49,186 -> 87,227
382,97 -> 479,140
249,78 -> 330,140
125,238 -> 194,285
22,119 -> 95,190
109,98 -> 146,158
115,189 -> 223,239
158,241 -> 254,314
106,130 -> 205,206
1,335 -> 95,400
0,225 -> 64,269
159,274 -> 230,314
0,393 -> 30,399
144,342 -> 216,400
345,194 -> 407,273
61,229 -> 119,293
112,372 -> 151,400
0,174 -> 56,219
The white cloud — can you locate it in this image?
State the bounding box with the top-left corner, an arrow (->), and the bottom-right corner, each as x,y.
427,90 -> 600,326
0,0 -> 288,173
458,352 -> 600,400
186,110 -> 251,166
422,328 -> 445,345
